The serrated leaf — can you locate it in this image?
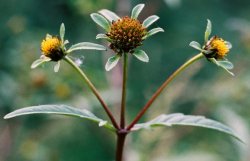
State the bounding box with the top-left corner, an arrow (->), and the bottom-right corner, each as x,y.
205,19 -> 212,42
142,15 -> 159,28
189,41 -> 202,51
105,55 -> 121,71
131,4 -> 145,19
60,23 -> 65,42
67,42 -> 106,53
133,50 -> 149,62
96,33 -> 110,40
144,27 -> 164,39
132,113 -> 242,142
4,104 -> 115,131
90,13 -> 110,31
98,9 -> 120,22
209,58 -> 234,76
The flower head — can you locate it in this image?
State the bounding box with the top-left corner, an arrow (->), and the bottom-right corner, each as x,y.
189,19 -> 234,76
31,23 -> 106,72
41,36 -> 64,61
91,4 -> 164,71
107,16 -> 147,54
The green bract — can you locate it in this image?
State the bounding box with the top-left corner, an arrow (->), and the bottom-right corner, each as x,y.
189,19 -> 234,76
31,23 -> 106,72
91,4 -> 164,71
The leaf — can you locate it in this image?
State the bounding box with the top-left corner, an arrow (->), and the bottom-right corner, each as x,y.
209,58 -> 234,76
4,104 -> 115,131
105,55 -> 121,71
205,19 -> 212,42
98,9 -> 120,22
144,27 -> 164,39
133,50 -> 149,62
131,113 -> 243,142
67,42 -> 106,53
189,41 -> 202,51
90,13 -> 110,31
142,15 -> 159,28
131,4 -> 145,19
96,33 -> 110,41
60,23 -> 65,42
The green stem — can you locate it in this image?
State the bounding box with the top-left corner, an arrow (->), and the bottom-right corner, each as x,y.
120,54 -> 128,128
127,53 -> 204,130
64,56 -> 119,129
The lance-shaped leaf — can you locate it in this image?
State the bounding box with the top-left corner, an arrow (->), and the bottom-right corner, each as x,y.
67,42 -> 106,53
142,15 -> 159,28
60,23 -> 65,42
144,27 -> 164,39
131,113 -> 242,142
189,41 -> 202,51
105,55 -> 121,71
90,13 -> 110,31
133,50 -> 149,62
205,19 -> 212,42
99,9 -> 120,22
4,104 -> 115,131
131,4 -> 145,19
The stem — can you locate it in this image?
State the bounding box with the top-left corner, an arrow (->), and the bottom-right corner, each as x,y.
64,56 -> 119,129
120,54 -> 128,128
116,132 -> 127,161
127,53 -> 204,130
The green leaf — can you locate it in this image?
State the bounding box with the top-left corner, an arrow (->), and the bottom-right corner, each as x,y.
105,55 -> 121,71
131,4 -> 145,19
189,41 -> 202,51
96,33 -> 110,41
142,15 -> 159,28
144,27 -> 164,39
60,23 -> 65,42
133,50 -> 149,62
132,113 -> 243,142
209,58 -> 234,76
90,13 -> 110,31
4,104 -> 115,131
205,19 -> 212,42
67,42 -> 106,53
98,9 -> 120,22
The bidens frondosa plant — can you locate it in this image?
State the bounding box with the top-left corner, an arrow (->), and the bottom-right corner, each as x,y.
31,23 -> 106,72
4,4 -> 242,161
90,4 -> 164,71
190,19 -> 234,75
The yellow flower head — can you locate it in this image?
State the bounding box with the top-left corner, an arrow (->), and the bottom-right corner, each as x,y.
205,36 -> 231,59
107,16 -> 147,54
41,36 -> 64,61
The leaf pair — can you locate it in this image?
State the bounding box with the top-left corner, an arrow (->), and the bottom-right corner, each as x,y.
4,105 -> 243,142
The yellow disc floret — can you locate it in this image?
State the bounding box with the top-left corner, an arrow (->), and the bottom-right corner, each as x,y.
40,36 -> 64,61
205,36 -> 230,59
210,37 -> 229,59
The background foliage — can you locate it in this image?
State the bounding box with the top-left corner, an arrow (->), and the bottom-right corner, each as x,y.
0,0 -> 250,161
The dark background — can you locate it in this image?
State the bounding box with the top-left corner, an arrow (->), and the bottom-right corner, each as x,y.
0,0 -> 249,161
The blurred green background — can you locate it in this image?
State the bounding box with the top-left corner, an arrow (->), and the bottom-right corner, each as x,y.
1,0 -> 250,161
